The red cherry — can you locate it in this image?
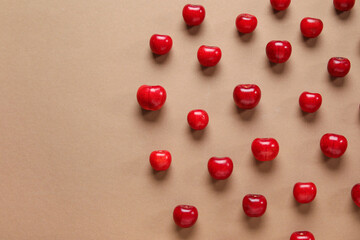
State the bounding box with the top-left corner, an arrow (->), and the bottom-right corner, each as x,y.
242,194 -> 267,217
149,150 -> 171,171
137,85 -> 166,111
235,14 -> 258,34
251,138 -> 279,161
266,40 -> 292,63
333,0 -> 355,11
327,57 -> 351,77
197,45 -> 222,67
293,182 -> 317,204
149,34 -> 173,55
290,231 -> 315,240
208,157 -> 233,180
351,184 -> 360,207
233,84 -> 261,109
173,205 -> 198,228
270,0 -> 291,11
182,4 -> 205,26
299,92 -> 322,113
300,17 -> 323,38
187,109 -> 209,130
320,133 -> 348,158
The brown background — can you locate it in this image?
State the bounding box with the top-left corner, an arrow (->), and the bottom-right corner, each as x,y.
0,0 -> 359,239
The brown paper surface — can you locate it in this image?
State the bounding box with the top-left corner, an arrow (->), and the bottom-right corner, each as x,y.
0,0 -> 359,239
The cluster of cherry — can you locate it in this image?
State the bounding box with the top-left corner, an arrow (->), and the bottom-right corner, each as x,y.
136,1 -> 358,239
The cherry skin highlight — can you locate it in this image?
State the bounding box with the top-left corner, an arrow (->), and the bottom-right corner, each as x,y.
233,84 -> 261,109
182,4 -> 205,26
137,85 -> 166,111
173,205 -> 198,228
149,150 -> 171,171
333,0 -> 355,11
290,231 -> 315,240
320,133 -> 348,158
187,109 -> 209,130
352,184 -> 360,207
270,0 -> 291,11
149,34 -> 173,55
293,182 -> 317,204
327,57 -> 351,77
208,157 -> 233,180
197,45 -> 222,67
299,92 -> 322,113
235,14 -> 258,34
266,40 -> 292,63
300,17 -> 323,38
242,194 -> 267,217
251,138 -> 279,161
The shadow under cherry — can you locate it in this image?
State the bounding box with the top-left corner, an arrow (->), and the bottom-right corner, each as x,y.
252,155 -> 276,173
174,224 -> 196,239
208,175 -> 231,192
320,151 -> 344,170
293,199 -> 313,214
139,108 -> 163,122
298,108 -> 318,123
234,105 -> 258,121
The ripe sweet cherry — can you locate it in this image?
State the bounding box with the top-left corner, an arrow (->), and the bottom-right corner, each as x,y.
242,194 -> 267,217
293,182 -> 317,204
251,138 -> 279,161
137,85 -> 167,111
187,109 -> 209,130
182,4 -> 206,26
270,0 -> 291,11
266,40 -> 292,63
173,205 -> 198,228
333,0 -> 355,11
208,157 -> 233,180
233,84 -> 261,109
290,231 -> 315,240
149,34 -> 173,55
300,17 -> 323,38
320,133 -> 348,158
327,57 -> 351,77
197,45 -> 222,67
235,14 -> 258,34
149,150 -> 171,171
351,184 -> 360,207
299,92 -> 322,113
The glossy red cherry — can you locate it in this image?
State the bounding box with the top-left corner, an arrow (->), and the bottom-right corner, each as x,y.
242,194 -> 267,217
333,0 -> 355,11
197,45 -> 222,67
290,231 -> 315,240
208,157 -> 233,180
137,85 -> 166,111
293,182 -> 317,204
266,40 -> 292,63
149,34 -> 173,55
149,150 -> 171,171
351,184 -> 360,207
327,57 -> 351,77
299,92 -> 322,113
251,138 -> 279,161
233,84 -> 261,109
173,205 -> 198,228
182,4 -> 205,26
320,133 -> 348,158
187,109 -> 209,130
300,17 -> 323,38
270,0 -> 291,11
235,14 -> 258,34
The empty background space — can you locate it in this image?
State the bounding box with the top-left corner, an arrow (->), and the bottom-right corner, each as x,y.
0,0 -> 359,239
